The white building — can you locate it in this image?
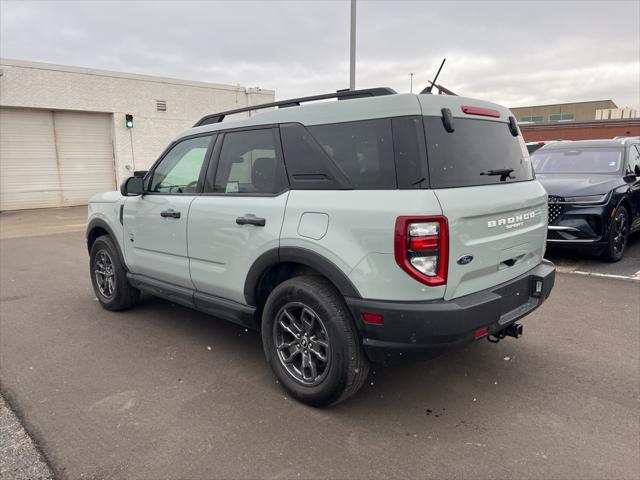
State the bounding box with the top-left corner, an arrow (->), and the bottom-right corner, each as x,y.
0,59 -> 274,211
595,107 -> 639,120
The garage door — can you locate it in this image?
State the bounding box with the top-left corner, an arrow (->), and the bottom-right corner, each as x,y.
0,108 -> 115,210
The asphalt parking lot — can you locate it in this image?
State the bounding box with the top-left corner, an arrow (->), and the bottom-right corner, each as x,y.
1,206 -> 639,480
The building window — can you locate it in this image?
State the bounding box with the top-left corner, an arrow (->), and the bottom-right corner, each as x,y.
519,116 -> 544,123
550,113 -> 574,122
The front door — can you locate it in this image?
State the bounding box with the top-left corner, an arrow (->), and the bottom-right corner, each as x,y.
123,134 -> 214,288
188,128 -> 289,304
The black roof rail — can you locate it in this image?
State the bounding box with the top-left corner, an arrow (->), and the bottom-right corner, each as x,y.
193,87 -> 397,127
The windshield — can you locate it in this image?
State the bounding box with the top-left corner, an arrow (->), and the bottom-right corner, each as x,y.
532,148 -> 623,174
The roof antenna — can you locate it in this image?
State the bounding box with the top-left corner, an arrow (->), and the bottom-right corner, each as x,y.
420,58 -> 446,94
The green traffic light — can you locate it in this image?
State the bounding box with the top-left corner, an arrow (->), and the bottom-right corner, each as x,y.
125,114 -> 134,128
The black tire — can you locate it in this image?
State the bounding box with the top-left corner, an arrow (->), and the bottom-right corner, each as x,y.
602,206 -> 629,262
90,235 -> 140,311
261,276 -> 370,407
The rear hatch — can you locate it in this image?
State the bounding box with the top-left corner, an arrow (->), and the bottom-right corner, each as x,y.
418,96 -> 548,300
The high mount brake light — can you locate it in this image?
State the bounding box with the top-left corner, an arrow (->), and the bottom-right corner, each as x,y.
461,106 -> 501,118
394,216 -> 448,287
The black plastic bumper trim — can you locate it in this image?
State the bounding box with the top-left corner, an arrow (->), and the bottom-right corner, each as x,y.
346,260 -> 555,363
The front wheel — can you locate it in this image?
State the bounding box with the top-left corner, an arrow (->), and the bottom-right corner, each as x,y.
261,276 -> 370,407
90,235 -> 140,310
602,206 -> 629,262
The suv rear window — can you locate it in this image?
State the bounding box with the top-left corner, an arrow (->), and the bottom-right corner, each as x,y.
423,116 -> 533,189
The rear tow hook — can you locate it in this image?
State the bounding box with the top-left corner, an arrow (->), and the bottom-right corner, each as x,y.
487,323 -> 523,343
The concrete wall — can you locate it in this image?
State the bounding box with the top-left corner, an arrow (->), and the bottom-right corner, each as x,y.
0,59 -> 274,184
512,100 -> 618,123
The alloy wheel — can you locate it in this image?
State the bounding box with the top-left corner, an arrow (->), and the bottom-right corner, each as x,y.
613,212 -> 628,256
273,302 -> 331,385
94,250 -> 116,299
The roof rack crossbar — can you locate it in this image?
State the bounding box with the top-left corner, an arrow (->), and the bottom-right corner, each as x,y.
193,87 -> 397,127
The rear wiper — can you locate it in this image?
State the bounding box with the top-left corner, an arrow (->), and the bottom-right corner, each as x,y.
480,168 -> 514,181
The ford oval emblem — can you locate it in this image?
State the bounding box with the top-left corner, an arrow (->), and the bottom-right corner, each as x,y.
457,255 -> 474,265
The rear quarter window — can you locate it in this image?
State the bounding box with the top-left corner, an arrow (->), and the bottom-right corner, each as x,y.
423,116 -> 534,189
279,123 -> 351,190
307,119 -> 396,189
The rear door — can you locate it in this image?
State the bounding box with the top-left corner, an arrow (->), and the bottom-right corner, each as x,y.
188,127 -> 289,305
420,110 -> 547,300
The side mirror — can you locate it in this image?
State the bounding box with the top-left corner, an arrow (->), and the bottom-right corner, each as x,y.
120,176 -> 145,196
134,170 -> 148,178
624,165 -> 640,179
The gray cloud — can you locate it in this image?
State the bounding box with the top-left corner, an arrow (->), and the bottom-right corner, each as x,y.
1,0 -> 638,109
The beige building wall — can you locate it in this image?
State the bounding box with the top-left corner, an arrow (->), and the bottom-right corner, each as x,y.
511,100 -> 618,123
0,59 -> 274,184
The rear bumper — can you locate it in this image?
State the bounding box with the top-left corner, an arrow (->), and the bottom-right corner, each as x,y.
346,260 -> 555,363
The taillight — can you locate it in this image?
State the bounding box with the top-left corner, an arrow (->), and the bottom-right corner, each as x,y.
394,216 -> 448,286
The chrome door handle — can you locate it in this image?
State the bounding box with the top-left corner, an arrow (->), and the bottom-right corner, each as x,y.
236,215 -> 266,226
160,209 -> 181,219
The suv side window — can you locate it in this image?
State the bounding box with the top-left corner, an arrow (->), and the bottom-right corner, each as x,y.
150,135 -> 213,194
307,119 -> 396,189
213,129 -> 287,194
627,145 -> 640,175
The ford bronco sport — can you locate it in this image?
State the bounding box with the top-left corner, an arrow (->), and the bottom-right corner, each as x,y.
87,88 -> 555,406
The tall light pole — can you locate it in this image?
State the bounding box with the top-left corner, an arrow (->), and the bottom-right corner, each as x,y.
409,72 -> 415,93
349,0 -> 356,90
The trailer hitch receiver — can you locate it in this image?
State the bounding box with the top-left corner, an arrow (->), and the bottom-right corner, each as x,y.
487,323 -> 523,343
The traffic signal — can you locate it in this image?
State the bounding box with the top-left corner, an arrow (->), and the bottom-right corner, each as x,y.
125,114 -> 133,128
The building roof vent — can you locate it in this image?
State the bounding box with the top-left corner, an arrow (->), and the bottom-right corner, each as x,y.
156,100 -> 167,112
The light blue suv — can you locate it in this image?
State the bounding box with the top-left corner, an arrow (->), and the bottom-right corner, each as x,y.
87,88 -> 555,406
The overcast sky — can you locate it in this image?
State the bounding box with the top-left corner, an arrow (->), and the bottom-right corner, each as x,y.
1,0 -> 639,109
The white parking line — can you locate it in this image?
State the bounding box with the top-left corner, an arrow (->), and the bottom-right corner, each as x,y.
568,270 -> 640,283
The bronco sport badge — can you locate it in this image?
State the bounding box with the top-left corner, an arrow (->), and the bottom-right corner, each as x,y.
487,211 -> 536,230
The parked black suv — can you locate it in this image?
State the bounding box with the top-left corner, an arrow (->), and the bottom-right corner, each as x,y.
532,137 -> 640,261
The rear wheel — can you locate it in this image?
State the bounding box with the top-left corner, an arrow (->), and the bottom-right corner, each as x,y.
261,276 -> 370,407
602,206 -> 629,262
90,235 -> 140,310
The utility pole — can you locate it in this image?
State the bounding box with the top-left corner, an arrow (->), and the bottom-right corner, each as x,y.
409,72 -> 415,93
349,0 -> 356,90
